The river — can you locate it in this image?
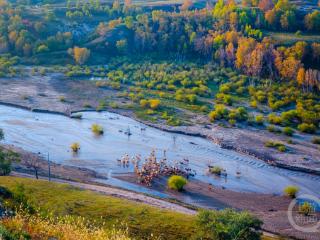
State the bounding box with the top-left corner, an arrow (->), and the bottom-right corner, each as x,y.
0,105 -> 319,198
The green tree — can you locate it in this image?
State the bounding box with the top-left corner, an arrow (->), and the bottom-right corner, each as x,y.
0,147 -> 20,176
197,209 -> 262,240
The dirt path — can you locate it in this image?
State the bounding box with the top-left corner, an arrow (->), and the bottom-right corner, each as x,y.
10,172 -> 197,215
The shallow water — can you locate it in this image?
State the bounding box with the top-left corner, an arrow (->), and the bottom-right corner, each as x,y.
0,105 -> 319,198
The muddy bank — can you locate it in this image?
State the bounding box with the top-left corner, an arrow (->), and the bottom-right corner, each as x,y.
115,173 -> 319,240
0,73 -> 319,176
2,144 -> 104,182
120,118 -> 320,176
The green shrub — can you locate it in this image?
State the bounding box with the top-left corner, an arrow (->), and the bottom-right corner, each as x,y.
284,185 -> 299,198
281,110 -> 298,126
235,107 -> 248,121
268,113 -> 282,125
167,175 -> 187,191
0,148 -> 20,176
208,105 -> 229,122
265,141 -> 286,152
149,99 -> 161,110
287,139 -> 294,144
267,125 -> 281,133
250,100 -> 257,108
216,93 -> 233,105
278,145 -> 286,152
209,166 -> 224,175
255,115 -> 264,125
229,119 -> 236,126
298,123 -> 316,133
197,209 -> 262,240
58,96 -> 66,102
311,137 -> 320,144
91,124 -> 104,135
219,84 -> 231,93
299,202 -> 314,216
283,127 -> 294,136
70,142 -> 80,153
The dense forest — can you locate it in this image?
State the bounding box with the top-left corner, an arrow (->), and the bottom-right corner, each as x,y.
0,0 -> 320,135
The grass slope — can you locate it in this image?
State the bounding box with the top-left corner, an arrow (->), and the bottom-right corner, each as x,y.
0,176 -> 280,240
0,176 -> 195,239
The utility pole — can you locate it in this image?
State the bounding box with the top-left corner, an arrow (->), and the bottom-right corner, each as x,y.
47,152 -> 51,181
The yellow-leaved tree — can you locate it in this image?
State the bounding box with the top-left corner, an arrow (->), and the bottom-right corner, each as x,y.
69,47 -> 91,65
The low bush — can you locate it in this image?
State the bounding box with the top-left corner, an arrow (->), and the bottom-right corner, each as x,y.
267,125 -> 281,133
268,114 -> 282,125
283,127 -> 294,136
140,99 -> 161,110
167,175 -> 187,191
298,123 -> 316,133
265,141 -> 287,152
209,105 -> 229,122
58,96 -> 66,102
255,115 -> 264,125
311,137 -> 320,144
149,99 -> 161,110
70,142 -> 80,153
284,185 -> 299,198
197,209 -> 262,240
91,124 -> 104,135
209,166 -> 224,175
250,100 -> 258,108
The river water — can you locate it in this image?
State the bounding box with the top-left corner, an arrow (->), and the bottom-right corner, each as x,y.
0,105 -> 319,197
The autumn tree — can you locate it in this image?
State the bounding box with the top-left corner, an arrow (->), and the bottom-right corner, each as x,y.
235,37 -> 256,71
246,43 -> 264,78
276,56 -> 301,80
311,43 -> 320,62
297,67 -> 305,87
305,69 -> 320,91
180,0 -> 193,11
265,9 -> 278,29
69,47 -> 91,65
258,0 -> 274,12
304,10 -> 320,32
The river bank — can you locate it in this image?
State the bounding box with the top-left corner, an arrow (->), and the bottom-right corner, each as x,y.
2,144 -> 102,182
115,173 -> 319,240
0,73 -> 319,176
8,168 -> 320,240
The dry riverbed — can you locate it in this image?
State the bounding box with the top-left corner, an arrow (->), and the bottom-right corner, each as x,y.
0,72 -> 319,175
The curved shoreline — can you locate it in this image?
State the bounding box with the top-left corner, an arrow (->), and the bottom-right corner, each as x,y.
1,101 -> 319,176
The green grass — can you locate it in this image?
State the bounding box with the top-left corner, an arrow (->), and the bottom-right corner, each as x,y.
0,176 -> 196,239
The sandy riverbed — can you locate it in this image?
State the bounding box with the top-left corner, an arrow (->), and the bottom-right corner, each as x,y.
0,71 -> 319,175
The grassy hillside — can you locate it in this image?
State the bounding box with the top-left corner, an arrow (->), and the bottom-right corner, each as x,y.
0,176 -> 195,239
0,176 -> 280,240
